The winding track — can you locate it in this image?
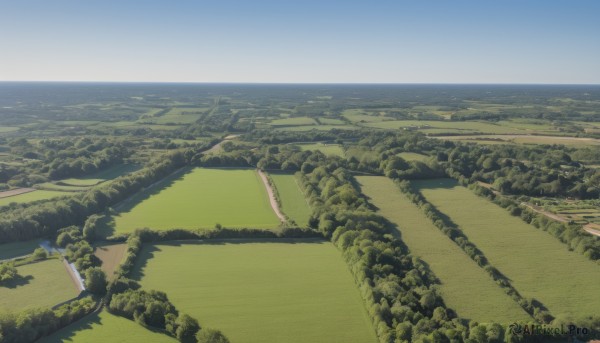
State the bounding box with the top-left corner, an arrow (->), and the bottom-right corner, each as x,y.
257,169 -> 286,223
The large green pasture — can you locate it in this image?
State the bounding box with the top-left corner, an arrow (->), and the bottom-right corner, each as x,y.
0,259 -> 79,311
269,173 -> 311,227
40,310 -> 175,343
0,190 -> 70,207
357,176 -> 530,323
133,241 -> 377,343
296,143 -> 345,156
0,239 -> 42,260
107,168 -> 280,234
413,179 -> 600,319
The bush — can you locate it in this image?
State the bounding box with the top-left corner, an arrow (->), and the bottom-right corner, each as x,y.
196,328 -> 230,343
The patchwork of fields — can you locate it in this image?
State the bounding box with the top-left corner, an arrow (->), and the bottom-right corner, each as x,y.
413,179 -> 600,319
132,241 -> 377,343
357,176 -> 530,323
106,168 -> 281,234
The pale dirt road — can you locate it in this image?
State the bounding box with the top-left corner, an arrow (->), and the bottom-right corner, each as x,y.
584,224 -> 600,238
521,202 -> 570,223
257,169 -> 286,223
0,187 -> 36,199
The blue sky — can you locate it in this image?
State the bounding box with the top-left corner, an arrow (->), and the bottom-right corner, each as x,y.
1,0 -> 599,83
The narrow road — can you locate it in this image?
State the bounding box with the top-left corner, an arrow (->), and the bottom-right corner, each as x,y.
257,169 -> 286,223
583,225 -> 600,238
520,202 -> 569,223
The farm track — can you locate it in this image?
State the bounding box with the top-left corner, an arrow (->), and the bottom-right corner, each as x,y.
520,202 -> 570,223
583,225 -> 600,238
257,169 -> 286,223
0,187 -> 36,198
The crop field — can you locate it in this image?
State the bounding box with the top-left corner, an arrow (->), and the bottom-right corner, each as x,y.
0,259 -> 79,311
106,168 -> 280,234
94,243 -> 127,280
341,109 -> 391,123
413,179 -> 600,319
318,117 -> 346,125
296,143 -> 345,156
435,135 -> 600,146
397,152 -> 429,162
276,124 -> 357,131
269,116 -> 317,126
133,241 -> 377,343
40,311 -> 176,343
269,173 -> 311,227
59,164 -> 141,186
0,239 -> 42,260
0,189 -> 70,207
364,120 -> 525,134
357,176 -> 530,323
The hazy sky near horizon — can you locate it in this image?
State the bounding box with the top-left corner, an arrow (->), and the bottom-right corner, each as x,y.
1,0 -> 599,83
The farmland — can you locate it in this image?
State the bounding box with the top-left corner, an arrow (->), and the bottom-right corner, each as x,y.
357,176 -> 530,323
0,190 -> 70,207
269,173 -> 311,227
40,311 -> 176,343
295,142 -> 345,156
0,239 -> 42,261
413,179 -> 600,319
0,259 -> 79,311
397,152 -> 429,162
94,243 -> 127,280
106,168 -> 280,234
132,241 -> 377,343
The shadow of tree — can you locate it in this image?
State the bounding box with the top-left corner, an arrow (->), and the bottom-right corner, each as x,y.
1,274 -> 34,289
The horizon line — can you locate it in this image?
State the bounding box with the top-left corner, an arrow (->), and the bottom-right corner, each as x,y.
1,80 -> 600,86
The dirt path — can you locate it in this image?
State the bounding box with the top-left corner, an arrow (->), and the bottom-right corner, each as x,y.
62,258 -> 86,292
520,202 -> 570,223
583,224 -> 600,238
0,187 -> 36,199
257,169 -> 286,223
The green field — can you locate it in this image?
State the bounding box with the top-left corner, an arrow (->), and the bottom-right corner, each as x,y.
0,239 -> 42,260
269,116 -> 316,126
0,190 -> 70,207
0,127 -> 20,133
269,173 -> 311,227
40,310 -> 176,343
107,168 -> 280,234
60,164 -> 141,186
357,176 -> 530,323
296,143 -> 345,156
318,118 -> 346,125
276,124 -> 357,131
0,259 -> 79,311
133,241 -> 377,343
413,179 -> 600,319
397,152 -> 429,162
364,120 -> 525,134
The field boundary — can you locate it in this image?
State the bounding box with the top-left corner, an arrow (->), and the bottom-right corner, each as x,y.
257,169 -> 286,223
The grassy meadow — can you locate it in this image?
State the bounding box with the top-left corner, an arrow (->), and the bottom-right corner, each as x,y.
39,311 -> 176,343
0,259 -> 79,311
0,239 -> 42,260
357,176 -> 530,323
296,143 -> 345,156
94,243 -> 127,280
413,179 -> 600,319
397,152 -> 430,162
107,168 -> 280,234
133,241 -> 377,343
269,173 -> 311,227
0,190 -> 70,207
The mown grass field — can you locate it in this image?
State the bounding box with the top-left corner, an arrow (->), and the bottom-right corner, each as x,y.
397,152 -> 429,162
39,310 -> 176,343
276,124 -> 357,131
0,259 -> 79,311
133,241 -> 377,343
60,164 -> 141,186
108,168 -> 280,234
0,239 -> 42,261
413,179 -> 600,319
357,176 -> 530,323
0,190 -> 70,207
296,143 -> 345,156
269,173 -> 311,227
